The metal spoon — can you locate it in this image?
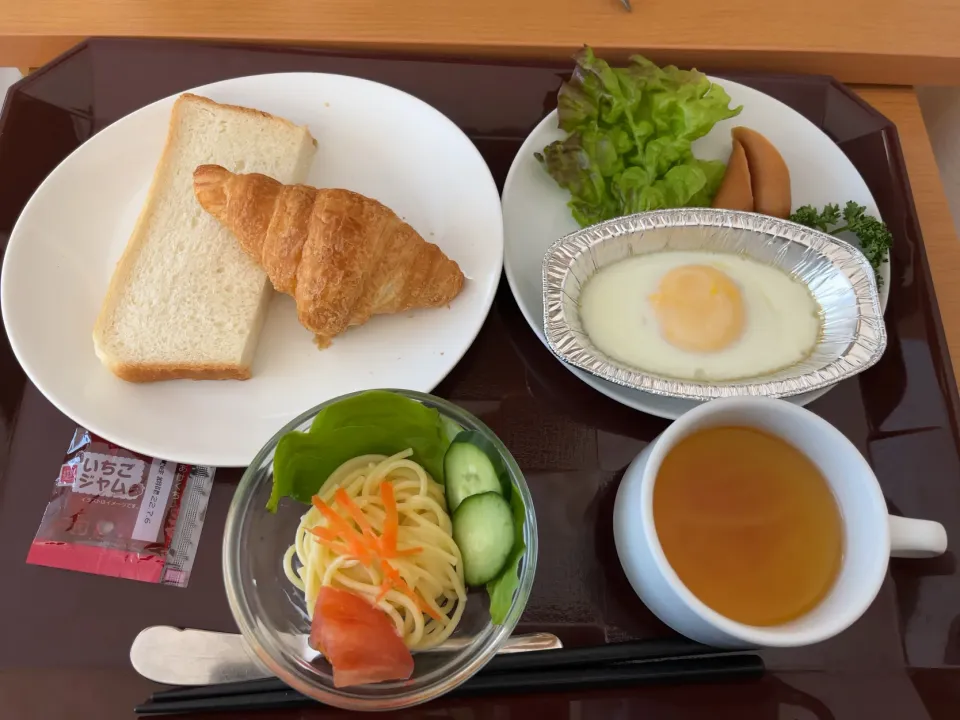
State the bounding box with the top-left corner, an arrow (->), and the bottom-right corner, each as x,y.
130,626 -> 562,686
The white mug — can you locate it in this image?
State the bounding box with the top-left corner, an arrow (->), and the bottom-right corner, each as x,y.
613,396 -> 948,648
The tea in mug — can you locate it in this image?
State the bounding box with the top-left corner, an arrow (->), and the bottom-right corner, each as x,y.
653,426 -> 843,626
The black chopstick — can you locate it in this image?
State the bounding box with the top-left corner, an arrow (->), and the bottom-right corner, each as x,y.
149,677 -> 290,702
483,636 -> 718,674
136,654 -> 762,715
137,688 -> 306,715
149,636 -> 721,704
452,653 -> 765,695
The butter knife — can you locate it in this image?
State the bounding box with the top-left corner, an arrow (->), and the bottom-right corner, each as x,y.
130,626 -> 563,686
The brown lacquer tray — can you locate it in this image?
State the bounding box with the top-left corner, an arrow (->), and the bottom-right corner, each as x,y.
1,39 -> 959,720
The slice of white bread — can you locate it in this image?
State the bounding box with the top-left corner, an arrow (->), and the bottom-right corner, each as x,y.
93,93 -> 317,382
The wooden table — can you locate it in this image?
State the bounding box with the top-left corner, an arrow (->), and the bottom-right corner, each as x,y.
1,0 -> 960,84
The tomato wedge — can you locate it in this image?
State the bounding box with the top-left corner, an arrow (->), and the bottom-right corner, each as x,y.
309,586 -> 414,688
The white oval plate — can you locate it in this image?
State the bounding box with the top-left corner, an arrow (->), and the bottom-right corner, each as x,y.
1,73 -> 503,466
502,78 -> 887,420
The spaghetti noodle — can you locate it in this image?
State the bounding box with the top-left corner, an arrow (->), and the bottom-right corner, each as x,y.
283,450 -> 467,650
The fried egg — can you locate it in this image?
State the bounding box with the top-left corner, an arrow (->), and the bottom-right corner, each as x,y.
578,251 -> 821,381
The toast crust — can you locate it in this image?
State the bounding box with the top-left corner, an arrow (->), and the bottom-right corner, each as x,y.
176,94 -> 317,149
105,362 -> 252,383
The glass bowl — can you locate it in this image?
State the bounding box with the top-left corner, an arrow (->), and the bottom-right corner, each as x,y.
223,389 -> 538,711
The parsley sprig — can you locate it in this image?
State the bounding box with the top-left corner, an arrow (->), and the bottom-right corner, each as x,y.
789,201 -> 892,287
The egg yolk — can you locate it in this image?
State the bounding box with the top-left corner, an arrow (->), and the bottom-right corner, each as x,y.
650,265 -> 744,352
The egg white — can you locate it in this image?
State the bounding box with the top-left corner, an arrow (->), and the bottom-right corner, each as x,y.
579,251 -> 822,382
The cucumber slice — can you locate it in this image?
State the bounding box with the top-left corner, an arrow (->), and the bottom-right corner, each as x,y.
444,432 -> 504,512
452,492 -> 516,587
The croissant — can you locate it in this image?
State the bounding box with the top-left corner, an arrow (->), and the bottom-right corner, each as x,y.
193,165 -> 465,347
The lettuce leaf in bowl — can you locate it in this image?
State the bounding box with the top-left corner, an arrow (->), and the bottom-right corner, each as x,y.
536,47 -> 742,226
268,390 -> 450,511
486,483 -> 527,624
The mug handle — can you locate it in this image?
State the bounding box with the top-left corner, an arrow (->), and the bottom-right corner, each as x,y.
888,515 -> 948,558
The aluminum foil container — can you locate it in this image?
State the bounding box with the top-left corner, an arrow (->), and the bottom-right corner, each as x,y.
542,209 -> 887,400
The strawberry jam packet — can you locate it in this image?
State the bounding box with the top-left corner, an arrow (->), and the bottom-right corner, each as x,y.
26,427 -> 215,587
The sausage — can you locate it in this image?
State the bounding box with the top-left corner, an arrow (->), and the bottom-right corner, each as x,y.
711,138 -> 753,212
731,126 -> 792,219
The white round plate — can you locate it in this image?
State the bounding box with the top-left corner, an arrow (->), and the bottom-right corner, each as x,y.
1,73 -> 503,466
502,78 -> 888,420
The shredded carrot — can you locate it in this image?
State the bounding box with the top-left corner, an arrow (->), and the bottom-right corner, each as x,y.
419,599 -> 444,623
308,526 -> 363,556
308,489 -> 441,623
311,496 -> 374,562
311,496 -> 360,540
334,488 -> 379,545
380,481 -> 399,555
309,525 -> 341,542
381,561 -> 444,623
380,563 -> 411,604
309,534 -> 354,557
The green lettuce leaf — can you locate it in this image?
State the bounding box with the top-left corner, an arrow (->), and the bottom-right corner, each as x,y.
688,159 -> 728,207
486,483 -> 527,625
268,391 -> 451,511
538,46 -> 742,226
